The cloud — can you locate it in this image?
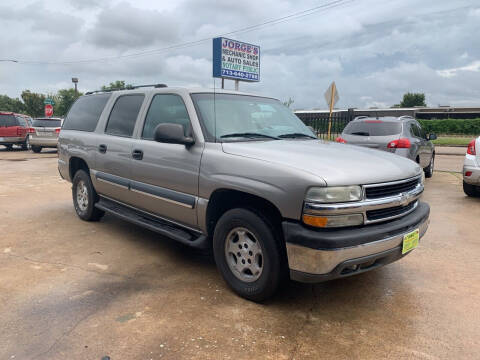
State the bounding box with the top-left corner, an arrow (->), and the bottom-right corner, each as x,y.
437,61 -> 480,78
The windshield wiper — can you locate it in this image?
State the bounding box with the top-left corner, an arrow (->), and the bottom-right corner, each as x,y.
220,132 -> 279,140
278,133 -> 317,139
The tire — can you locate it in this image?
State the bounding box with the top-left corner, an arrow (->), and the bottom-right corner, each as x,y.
4,144 -> 13,151
213,208 -> 285,302
22,136 -> 30,150
31,145 -> 42,153
463,181 -> 479,197
72,169 -> 105,221
424,154 -> 434,178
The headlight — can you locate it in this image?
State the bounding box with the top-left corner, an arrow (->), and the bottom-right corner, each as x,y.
305,186 -> 362,203
303,213 -> 364,228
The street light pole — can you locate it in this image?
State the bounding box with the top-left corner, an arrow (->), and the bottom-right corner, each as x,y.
71,77 -> 78,96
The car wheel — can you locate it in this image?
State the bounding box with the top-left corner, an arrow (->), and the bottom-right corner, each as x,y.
31,146 -> 42,153
424,154 -> 434,178
4,144 -> 13,151
463,181 -> 479,197
72,169 -> 105,221
22,136 -> 30,150
213,208 -> 285,302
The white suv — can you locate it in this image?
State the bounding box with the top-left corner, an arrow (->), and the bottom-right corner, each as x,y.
463,137 -> 480,197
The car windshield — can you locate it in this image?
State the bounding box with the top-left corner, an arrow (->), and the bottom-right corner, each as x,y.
33,119 -> 62,127
343,121 -> 402,136
191,93 -> 315,141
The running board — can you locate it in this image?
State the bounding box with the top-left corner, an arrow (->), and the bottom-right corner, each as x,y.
95,197 -> 209,249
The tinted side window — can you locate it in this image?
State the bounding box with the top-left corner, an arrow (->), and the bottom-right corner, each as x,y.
415,122 -> 426,138
16,117 -> 27,126
63,94 -> 111,132
5,115 -> 18,127
142,94 -> 190,140
105,95 -> 144,137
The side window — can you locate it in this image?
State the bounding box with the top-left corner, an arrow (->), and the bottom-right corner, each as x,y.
105,95 -> 144,137
0,116 -> 6,127
415,122 -> 426,139
410,123 -> 420,138
142,94 -> 191,140
5,116 -> 18,127
63,93 -> 111,132
16,117 -> 27,127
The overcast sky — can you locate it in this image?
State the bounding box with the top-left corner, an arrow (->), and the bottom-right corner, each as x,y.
0,0 -> 479,109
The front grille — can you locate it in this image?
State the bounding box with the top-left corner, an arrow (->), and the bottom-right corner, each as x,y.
365,178 -> 420,199
366,201 -> 416,221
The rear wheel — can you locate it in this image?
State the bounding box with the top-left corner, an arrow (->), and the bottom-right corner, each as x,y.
72,169 -> 105,221
22,136 -> 30,150
463,181 -> 479,197
4,144 -> 13,151
31,145 -> 42,153
213,208 -> 285,302
424,154 -> 434,178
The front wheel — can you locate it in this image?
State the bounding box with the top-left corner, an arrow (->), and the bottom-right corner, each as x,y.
213,208 -> 285,302
424,154 -> 434,178
463,181 -> 479,197
72,170 -> 105,221
31,145 -> 42,153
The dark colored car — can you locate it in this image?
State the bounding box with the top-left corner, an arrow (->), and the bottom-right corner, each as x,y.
0,112 -> 32,150
337,116 -> 437,178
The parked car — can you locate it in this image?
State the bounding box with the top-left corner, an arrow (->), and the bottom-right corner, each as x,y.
0,112 -> 31,150
336,116 -> 437,178
463,137 -> 480,197
30,117 -> 63,153
58,86 -> 430,301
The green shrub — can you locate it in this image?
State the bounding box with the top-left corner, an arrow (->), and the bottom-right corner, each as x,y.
418,118 -> 480,135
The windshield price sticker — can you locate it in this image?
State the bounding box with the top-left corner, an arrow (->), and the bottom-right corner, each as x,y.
213,37 -> 260,82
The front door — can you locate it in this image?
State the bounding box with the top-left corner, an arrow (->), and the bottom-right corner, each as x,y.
129,94 -> 203,228
94,94 -> 145,205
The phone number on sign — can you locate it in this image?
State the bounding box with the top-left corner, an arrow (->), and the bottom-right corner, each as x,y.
221,69 -> 259,80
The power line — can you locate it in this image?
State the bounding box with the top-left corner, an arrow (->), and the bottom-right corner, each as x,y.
14,0 -> 354,65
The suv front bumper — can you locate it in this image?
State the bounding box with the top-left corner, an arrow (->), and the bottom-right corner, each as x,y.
283,201 -> 430,283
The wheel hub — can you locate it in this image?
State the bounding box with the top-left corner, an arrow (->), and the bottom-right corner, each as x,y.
225,227 -> 263,282
76,180 -> 89,211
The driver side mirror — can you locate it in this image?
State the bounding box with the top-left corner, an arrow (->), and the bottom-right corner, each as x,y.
428,133 -> 437,141
154,123 -> 194,146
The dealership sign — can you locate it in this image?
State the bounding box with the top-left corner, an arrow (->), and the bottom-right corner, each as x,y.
213,37 -> 260,82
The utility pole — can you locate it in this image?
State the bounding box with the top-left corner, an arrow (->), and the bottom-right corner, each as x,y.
72,77 -> 79,95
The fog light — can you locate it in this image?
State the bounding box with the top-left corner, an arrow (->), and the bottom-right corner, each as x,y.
302,213 -> 364,228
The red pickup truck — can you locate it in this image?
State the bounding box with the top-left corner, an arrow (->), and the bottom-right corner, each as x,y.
0,112 -> 32,150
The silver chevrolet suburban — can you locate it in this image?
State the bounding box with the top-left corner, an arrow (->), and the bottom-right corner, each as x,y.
58,85 -> 430,301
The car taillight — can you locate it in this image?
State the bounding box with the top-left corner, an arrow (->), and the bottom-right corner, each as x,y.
28,128 -> 35,133
465,171 -> 472,177
387,138 -> 411,149
55,128 -> 61,134
467,139 -> 476,155
335,137 -> 347,143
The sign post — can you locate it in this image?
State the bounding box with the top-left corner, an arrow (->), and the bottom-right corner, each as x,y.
213,37 -> 260,90
324,82 -> 339,139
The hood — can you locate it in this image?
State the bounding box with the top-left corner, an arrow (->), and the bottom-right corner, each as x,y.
222,139 -> 421,186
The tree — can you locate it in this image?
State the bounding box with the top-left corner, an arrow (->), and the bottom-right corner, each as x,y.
21,90 -> 45,117
283,97 -> 294,108
101,80 -> 133,91
0,94 -> 25,113
399,92 -> 426,107
55,88 -> 82,117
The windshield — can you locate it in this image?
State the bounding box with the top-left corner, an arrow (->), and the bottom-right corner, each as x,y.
191,93 -> 315,141
33,119 -> 62,128
343,121 -> 402,136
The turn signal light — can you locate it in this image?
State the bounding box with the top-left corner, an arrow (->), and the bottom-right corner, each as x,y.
387,138 -> 411,149
335,137 -> 347,143
467,139 -> 476,155
302,214 -> 328,227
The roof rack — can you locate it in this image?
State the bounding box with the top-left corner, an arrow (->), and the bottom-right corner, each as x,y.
398,115 -> 414,120
85,83 -> 167,95
353,116 -> 369,121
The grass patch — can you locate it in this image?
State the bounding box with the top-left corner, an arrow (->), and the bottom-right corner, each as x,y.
432,136 -> 473,146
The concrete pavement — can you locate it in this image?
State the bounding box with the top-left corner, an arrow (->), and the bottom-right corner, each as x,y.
0,149 -> 479,359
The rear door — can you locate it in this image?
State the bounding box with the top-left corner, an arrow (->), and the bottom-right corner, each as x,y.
409,122 -> 429,167
4,115 -> 20,138
94,94 -> 145,205
0,115 -> 8,139
32,118 -> 62,139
